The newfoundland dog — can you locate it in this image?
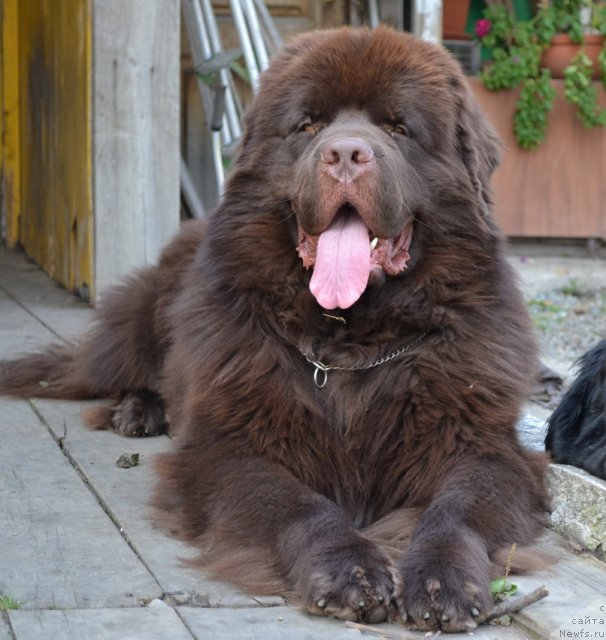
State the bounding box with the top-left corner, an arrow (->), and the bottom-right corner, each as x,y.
546,339 -> 606,479
0,26 -> 547,632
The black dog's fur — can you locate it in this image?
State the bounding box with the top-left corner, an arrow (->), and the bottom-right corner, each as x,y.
546,340 -> 606,479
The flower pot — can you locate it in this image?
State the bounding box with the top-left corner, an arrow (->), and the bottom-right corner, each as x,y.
540,34 -> 604,79
443,0 -> 472,40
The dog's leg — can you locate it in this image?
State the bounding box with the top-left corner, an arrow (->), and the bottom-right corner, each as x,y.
84,389 -> 168,437
0,221 -> 205,405
394,453 -> 546,632
156,449 -> 394,623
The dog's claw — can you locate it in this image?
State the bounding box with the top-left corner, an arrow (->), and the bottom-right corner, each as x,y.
316,599 -> 327,609
471,606 -> 480,617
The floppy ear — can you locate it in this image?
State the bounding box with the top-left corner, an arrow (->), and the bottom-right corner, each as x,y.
454,79 -> 502,218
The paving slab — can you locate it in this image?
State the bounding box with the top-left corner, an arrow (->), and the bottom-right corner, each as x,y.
0,616 -> 12,640
0,249 -> 93,342
29,398 -> 280,608
0,398 -> 162,609
7,607 -> 192,640
0,290 -> 57,359
511,532 -> 606,639
178,605 -> 539,640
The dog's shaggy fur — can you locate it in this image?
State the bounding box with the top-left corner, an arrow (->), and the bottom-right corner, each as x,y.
0,27 -> 548,632
546,340 -> 606,479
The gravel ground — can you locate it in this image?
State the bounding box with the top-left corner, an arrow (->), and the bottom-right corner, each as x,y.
508,251 -> 606,409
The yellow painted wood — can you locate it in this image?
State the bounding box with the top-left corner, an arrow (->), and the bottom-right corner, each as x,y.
0,0 -> 21,248
18,0 -> 93,301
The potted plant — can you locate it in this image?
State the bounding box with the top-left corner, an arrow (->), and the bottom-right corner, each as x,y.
475,0 -> 606,149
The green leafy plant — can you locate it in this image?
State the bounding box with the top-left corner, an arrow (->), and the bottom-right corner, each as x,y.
0,594 -> 24,610
559,277 -> 583,296
475,0 -> 606,149
490,543 -> 519,600
490,576 -> 519,597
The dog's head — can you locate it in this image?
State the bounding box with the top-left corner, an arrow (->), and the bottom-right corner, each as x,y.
225,26 -> 501,310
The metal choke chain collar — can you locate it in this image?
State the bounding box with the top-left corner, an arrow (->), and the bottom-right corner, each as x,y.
300,330 -> 429,389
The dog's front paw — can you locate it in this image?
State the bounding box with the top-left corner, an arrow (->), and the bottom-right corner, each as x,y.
297,537 -> 395,623
395,536 -> 492,632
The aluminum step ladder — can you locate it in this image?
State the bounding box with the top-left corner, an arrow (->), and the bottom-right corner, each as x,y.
181,0 -> 281,215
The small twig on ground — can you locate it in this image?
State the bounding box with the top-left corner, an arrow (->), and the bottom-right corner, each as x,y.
345,621 -> 441,639
486,586 -> 549,622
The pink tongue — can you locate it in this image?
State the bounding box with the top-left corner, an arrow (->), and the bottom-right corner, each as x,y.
309,212 -> 371,309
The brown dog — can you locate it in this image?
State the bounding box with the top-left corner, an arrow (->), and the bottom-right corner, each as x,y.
0,26 -> 547,632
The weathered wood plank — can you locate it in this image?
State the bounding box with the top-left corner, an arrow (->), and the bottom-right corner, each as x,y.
31,398 -> 280,608
93,0 -> 180,302
0,616 -> 12,640
8,607 -> 193,640
0,289 -> 57,358
0,398 -> 163,609
0,249 -> 93,343
0,0 -> 21,248
17,0 -> 93,299
179,604 -> 537,640
509,532 -> 606,639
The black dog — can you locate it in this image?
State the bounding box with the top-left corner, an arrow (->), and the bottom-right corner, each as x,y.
545,339 -> 606,480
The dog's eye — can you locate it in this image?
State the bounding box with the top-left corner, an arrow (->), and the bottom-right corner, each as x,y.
293,118 -> 324,135
296,119 -> 317,134
390,124 -> 409,137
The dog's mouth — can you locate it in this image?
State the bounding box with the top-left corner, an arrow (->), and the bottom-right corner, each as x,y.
297,204 -> 413,310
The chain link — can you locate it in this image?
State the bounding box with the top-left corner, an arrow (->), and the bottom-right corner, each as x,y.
300,330 -> 429,388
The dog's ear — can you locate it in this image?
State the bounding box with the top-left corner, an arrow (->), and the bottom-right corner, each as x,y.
454,78 -> 502,217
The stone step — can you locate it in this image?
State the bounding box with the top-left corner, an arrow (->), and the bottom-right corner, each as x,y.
518,411 -> 606,556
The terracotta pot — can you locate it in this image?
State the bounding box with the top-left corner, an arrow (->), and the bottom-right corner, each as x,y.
540,33 -> 604,79
442,0 -> 472,40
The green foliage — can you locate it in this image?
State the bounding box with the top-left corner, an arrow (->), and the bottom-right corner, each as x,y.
490,543 -> 518,600
559,277 -> 583,296
490,577 -> 519,597
565,51 -> 606,126
0,594 -> 24,610
476,0 -> 606,149
514,72 -> 557,149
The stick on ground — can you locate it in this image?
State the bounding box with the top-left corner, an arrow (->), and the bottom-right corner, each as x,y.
485,585 -> 549,621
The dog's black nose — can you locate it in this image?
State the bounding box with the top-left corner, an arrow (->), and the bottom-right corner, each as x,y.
320,137 -> 375,184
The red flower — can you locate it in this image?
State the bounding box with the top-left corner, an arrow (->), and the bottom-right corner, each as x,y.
475,18 -> 492,38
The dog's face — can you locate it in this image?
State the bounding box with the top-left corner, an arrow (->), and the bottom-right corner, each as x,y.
228,27 -> 501,310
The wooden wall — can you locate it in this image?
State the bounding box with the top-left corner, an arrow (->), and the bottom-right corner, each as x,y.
0,0 -> 180,304
10,0 -> 94,299
0,0 -> 21,249
471,77 -> 606,239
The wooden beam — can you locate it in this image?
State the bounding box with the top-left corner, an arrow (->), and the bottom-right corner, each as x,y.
0,0 -> 21,248
93,0 -> 180,302
16,0 -> 94,299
